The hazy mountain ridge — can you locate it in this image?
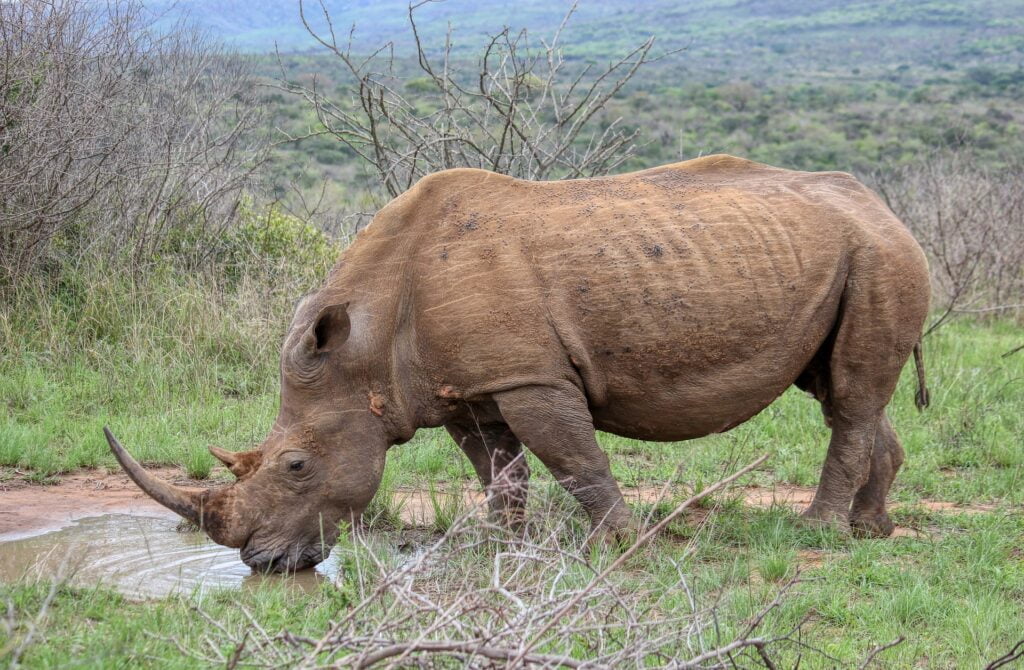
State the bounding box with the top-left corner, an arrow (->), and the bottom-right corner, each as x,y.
148,0 -> 1024,70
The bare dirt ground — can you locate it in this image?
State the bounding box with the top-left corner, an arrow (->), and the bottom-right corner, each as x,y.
0,467 -> 217,538
0,467 -> 1007,538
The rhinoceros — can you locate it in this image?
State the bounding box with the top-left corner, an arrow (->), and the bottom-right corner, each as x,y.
105,155 -> 931,572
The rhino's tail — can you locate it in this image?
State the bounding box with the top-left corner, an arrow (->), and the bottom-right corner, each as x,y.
913,340 -> 930,410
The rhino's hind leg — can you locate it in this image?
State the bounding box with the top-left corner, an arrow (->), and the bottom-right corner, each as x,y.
801,416 -> 877,533
800,257 -> 925,534
849,414 -> 904,537
494,383 -> 631,540
446,419 -> 530,527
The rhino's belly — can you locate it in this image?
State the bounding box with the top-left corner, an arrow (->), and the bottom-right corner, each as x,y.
587,341 -> 820,442
581,317 -> 827,444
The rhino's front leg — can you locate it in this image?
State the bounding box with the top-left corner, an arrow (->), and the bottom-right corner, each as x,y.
494,383 -> 631,540
445,419 -> 529,527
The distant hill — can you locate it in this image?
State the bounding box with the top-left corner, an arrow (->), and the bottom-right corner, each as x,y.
148,0 -> 1024,71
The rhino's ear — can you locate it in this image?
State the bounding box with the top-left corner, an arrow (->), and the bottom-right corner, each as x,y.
304,302 -> 351,354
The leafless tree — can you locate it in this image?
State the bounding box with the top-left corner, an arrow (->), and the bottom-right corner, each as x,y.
0,0 -> 267,278
279,0 -> 671,212
873,151 -> 1024,335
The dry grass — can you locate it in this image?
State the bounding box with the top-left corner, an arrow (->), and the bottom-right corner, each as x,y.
135,456 -> 916,669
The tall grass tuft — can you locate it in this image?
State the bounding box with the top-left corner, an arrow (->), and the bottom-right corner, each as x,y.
427,482 -> 465,534
0,209 -> 338,475
362,466 -> 405,531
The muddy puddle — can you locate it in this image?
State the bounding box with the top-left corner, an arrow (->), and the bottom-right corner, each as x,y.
0,513 -> 341,598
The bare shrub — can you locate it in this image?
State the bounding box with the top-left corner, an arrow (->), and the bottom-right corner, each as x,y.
0,0 -> 266,278
280,0 -> 670,219
158,456 -> 903,668
873,151 -> 1024,333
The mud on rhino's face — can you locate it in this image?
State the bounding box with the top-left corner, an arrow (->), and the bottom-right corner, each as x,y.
105,301 -> 389,572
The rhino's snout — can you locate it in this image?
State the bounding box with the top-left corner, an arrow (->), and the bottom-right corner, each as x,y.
241,542 -> 331,573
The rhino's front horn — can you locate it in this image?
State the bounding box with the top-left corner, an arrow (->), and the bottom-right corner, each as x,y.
104,427 -> 204,525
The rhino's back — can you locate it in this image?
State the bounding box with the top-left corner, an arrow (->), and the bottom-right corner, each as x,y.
395,156 -> 920,439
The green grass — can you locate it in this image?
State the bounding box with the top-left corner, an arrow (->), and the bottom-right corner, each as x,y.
0,267 -> 301,478
426,482 -> 465,534
362,463 -> 405,530
2,269 -> 1022,667
0,580 -> 356,667
2,499 -> 1021,667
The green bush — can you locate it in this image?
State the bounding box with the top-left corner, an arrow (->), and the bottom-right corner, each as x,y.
221,202 -> 340,284
404,76 -> 435,94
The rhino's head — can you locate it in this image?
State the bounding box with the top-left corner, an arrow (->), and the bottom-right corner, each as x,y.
106,298 -> 399,572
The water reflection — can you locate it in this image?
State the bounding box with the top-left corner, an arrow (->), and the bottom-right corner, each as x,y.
0,514 -> 340,598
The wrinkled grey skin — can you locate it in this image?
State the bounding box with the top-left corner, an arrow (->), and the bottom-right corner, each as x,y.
107,155 -> 931,572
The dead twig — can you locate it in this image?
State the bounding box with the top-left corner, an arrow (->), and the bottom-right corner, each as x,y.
857,636 -> 905,669
346,639 -> 589,668
985,639 -> 1024,670
1001,344 -> 1024,359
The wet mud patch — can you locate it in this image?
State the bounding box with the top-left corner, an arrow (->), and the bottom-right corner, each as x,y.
392,487 -> 485,525
627,483 -> 1009,516
0,470 -> 457,599
0,467 -> 204,538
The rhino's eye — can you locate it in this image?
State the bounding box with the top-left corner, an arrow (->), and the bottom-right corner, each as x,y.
289,460 -> 305,472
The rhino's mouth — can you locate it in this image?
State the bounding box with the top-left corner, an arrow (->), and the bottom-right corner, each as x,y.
241,542 -> 331,573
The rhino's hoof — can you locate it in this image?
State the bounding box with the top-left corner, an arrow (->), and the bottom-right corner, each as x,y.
799,506 -> 852,535
586,520 -> 639,553
850,513 -> 896,538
